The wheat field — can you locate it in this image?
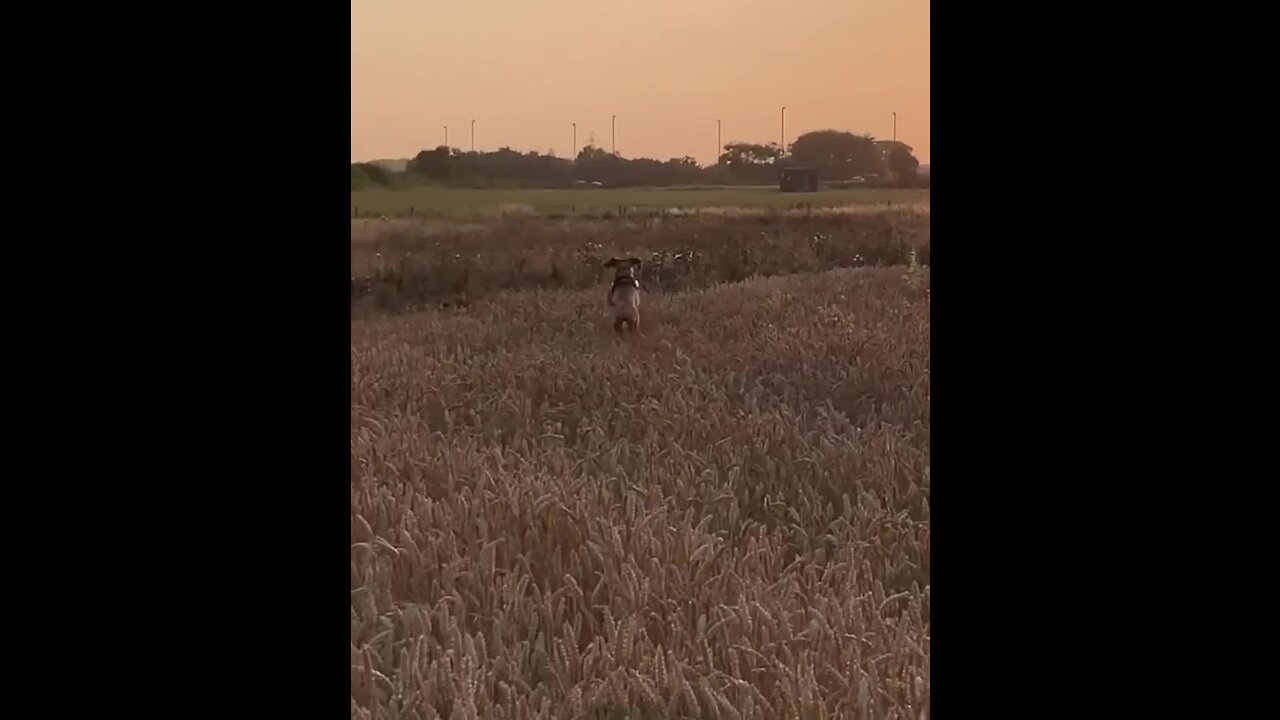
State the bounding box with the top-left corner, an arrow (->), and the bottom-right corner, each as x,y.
351,262 -> 930,718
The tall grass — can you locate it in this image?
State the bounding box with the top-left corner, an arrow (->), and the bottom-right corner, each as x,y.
352,207 -> 930,315
351,265 -> 930,718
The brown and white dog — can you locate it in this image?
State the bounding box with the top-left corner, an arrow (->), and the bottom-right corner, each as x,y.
604,257 -> 642,333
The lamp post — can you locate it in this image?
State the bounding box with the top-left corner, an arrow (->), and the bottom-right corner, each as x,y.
780,106 -> 786,156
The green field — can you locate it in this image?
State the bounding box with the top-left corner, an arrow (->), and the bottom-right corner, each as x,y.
351,185 -> 929,218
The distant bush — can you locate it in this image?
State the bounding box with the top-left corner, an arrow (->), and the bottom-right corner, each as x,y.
351,162 -> 395,190
350,164 -> 372,190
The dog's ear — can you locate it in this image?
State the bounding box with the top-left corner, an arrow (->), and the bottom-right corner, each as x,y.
603,258 -> 619,268
627,257 -> 642,268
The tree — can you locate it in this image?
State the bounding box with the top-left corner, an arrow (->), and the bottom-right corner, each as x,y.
661,156 -> 702,185
719,142 -> 782,168
574,144 -> 629,186
876,141 -> 919,171
788,130 -> 883,180
874,140 -> 921,185
407,146 -> 453,180
890,146 -> 920,175
378,126 -> 914,190
718,142 -> 783,183
576,144 -> 614,164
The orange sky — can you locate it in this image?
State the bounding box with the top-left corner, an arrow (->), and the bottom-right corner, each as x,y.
352,0 -> 929,166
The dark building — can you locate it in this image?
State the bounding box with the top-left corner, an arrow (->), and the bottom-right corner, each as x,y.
779,166 -> 819,192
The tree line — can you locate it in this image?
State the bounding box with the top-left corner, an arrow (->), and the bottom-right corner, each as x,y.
351,129 -> 924,190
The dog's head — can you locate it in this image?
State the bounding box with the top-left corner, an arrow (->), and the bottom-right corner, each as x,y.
604,257 -> 642,279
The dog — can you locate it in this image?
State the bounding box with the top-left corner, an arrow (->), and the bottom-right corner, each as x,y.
603,257 -> 643,333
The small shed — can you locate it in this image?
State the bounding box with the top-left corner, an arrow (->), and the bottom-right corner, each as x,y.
779,166 -> 819,192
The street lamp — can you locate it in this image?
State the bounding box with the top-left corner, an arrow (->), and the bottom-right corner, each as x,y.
780,106 -> 786,155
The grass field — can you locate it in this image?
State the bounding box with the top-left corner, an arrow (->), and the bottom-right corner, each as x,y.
351,207 -> 930,718
351,185 -> 929,219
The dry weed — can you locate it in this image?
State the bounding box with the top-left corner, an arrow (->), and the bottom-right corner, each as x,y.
351,208 -> 929,314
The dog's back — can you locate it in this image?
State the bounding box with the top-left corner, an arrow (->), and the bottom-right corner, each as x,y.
605,257 -> 642,332
610,275 -> 640,309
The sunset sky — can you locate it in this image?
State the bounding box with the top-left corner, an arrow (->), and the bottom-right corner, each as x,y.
351,0 -> 929,166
